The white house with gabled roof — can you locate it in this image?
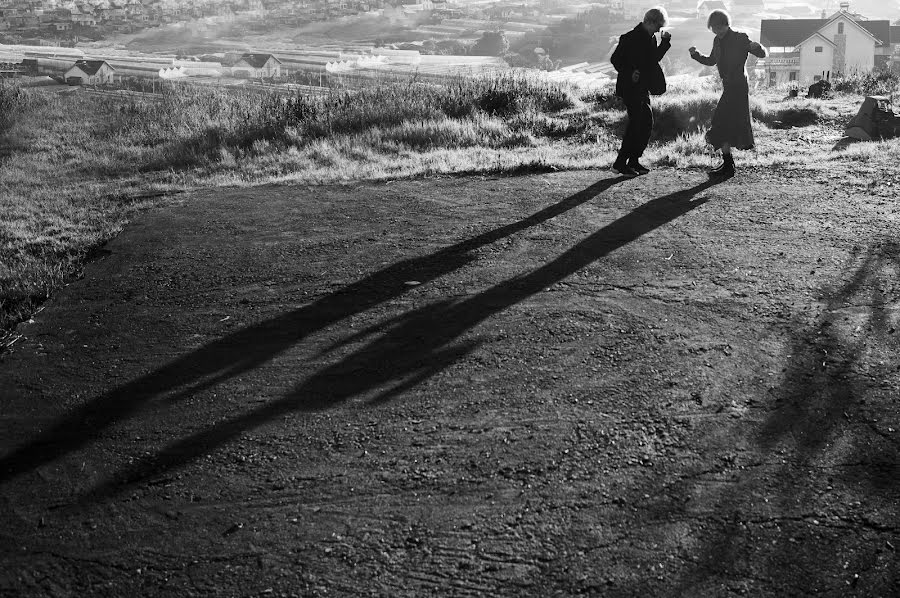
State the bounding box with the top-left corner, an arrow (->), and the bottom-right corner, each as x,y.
232,53 -> 282,78
64,59 -> 115,85
759,2 -> 894,85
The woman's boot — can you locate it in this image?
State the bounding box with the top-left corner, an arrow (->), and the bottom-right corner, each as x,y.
710,153 -> 735,176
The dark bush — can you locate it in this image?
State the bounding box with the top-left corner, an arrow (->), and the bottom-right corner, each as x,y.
471,30 -> 510,56
581,91 -> 623,110
478,87 -> 520,116
832,69 -> 900,96
766,107 -> 820,128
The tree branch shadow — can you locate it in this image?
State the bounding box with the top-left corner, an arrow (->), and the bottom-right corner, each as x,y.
665,240 -> 900,595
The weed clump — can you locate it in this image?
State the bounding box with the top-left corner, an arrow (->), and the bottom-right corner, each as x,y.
0,82 -> 30,133
651,93 -> 719,141
832,69 -> 900,97
754,105 -> 821,128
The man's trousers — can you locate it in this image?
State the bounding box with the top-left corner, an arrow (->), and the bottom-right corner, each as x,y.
618,94 -> 653,160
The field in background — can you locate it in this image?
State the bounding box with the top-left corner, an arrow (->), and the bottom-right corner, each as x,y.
1,71 -> 899,339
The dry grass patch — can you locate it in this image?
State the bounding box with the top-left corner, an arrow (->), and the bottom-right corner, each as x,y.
0,74 -> 885,334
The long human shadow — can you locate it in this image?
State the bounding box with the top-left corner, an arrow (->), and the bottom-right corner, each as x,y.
0,175 -> 628,484
665,241 -> 900,595
86,177 -> 718,495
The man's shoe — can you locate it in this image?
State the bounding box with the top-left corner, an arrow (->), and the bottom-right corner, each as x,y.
612,161 -> 639,176
628,160 -> 650,175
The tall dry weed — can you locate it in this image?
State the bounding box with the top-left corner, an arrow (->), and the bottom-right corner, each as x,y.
0,82 -> 31,133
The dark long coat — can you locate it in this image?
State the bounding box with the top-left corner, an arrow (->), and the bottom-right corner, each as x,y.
611,24 -> 671,99
692,28 -> 767,150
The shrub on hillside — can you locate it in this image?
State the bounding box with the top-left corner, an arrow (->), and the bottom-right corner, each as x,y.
279,74 -> 575,132
598,91 -> 825,142
471,30 -> 510,57
477,86 -> 520,116
752,104 -> 821,129
832,69 -> 900,97
108,74 -> 578,170
650,92 -> 719,141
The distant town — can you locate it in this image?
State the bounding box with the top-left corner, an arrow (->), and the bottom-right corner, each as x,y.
0,0 -> 646,45
1,1 -> 898,90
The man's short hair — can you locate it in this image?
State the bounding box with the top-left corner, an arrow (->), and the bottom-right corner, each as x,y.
643,7 -> 668,27
707,9 -> 731,28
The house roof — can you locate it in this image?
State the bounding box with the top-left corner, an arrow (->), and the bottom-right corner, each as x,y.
697,0 -> 728,9
238,53 -> 282,68
761,20 -> 826,47
760,17 -> 890,48
855,20 -> 890,46
796,31 -> 835,48
71,59 -> 112,76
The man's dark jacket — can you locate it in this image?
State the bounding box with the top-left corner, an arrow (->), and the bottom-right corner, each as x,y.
610,23 -> 671,98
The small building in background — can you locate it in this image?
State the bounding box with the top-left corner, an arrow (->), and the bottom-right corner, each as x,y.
64,59 -> 115,85
232,53 -> 282,78
696,0 -> 729,19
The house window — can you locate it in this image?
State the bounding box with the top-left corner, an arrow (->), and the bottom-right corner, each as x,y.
789,71 -> 798,81
837,22 -> 844,34
815,46 -> 823,52
769,71 -> 777,85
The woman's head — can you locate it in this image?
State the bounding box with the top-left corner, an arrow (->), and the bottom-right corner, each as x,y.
707,9 -> 731,36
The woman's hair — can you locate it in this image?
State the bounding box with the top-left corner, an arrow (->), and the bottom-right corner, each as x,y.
643,7 -> 668,27
707,9 -> 731,28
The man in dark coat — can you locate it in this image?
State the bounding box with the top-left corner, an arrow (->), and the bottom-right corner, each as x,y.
610,7 -> 671,176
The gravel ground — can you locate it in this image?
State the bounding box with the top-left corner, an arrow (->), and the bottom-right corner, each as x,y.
1,167 -> 897,597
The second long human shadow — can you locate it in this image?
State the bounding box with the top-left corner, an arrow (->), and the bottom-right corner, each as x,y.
0,174 -> 628,484
88,176 -> 720,495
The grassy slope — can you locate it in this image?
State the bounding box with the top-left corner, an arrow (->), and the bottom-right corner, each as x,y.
1,74 -> 899,336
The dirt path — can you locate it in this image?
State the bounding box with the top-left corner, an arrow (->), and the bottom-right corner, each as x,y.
0,167 -> 897,597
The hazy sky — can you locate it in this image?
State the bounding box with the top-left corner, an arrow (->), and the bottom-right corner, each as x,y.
803,0 -> 900,20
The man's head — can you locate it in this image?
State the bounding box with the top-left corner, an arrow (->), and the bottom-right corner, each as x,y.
642,7 -> 668,34
707,9 -> 730,37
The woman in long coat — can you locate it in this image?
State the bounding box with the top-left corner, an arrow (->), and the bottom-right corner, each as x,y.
689,9 -> 766,176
